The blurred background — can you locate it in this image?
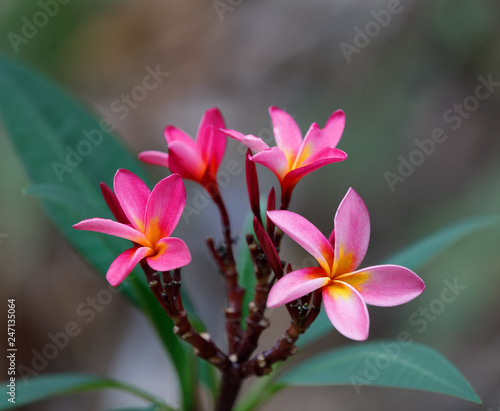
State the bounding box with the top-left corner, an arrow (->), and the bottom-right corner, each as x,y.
1,0 -> 499,410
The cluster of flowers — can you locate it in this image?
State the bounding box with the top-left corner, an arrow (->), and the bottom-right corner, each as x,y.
74,106 -> 424,341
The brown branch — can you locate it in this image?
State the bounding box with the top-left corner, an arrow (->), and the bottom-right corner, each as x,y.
237,290 -> 322,378
207,184 -> 235,262
207,237 -> 245,355
206,184 -> 246,355
140,261 -> 231,371
236,235 -> 273,361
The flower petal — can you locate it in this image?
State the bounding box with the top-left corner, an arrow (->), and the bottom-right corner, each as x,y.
164,125 -> 197,151
267,267 -> 330,308
197,107 -> 226,170
145,174 -> 186,243
269,106 -> 303,163
73,218 -> 150,247
292,110 -> 345,168
168,140 -> 206,181
100,182 -> 129,225
252,147 -> 289,182
138,150 -> 169,168
328,228 -> 335,248
113,169 -> 150,232
333,188 -> 370,276
321,109 -> 345,148
223,129 -> 270,153
107,246 -> 154,286
267,210 -> 334,274
298,147 -> 348,168
147,237 -> 191,271
323,280 -> 369,341
282,148 -> 347,192
293,123 -> 321,167
336,264 -> 425,307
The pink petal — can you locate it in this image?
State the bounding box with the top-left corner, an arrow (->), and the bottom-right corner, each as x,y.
164,126 -> 197,151
328,228 -> 335,248
138,150 -> 169,168
113,169 -> 150,232
252,147 -> 289,182
168,140 -> 206,181
321,109 -> 345,148
292,110 -> 345,168
269,106 -> 303,162
293,123 -> 321,167
299,147 -> 348,168
323,280 -> 369,341
197,107 -> 226,170
267,267 -> 330,308
282,148 -> 348,192
147,237 -> 191,271
145,174 -> 186,243
336,264 -> 425,307
100,182 -> 129,225
73,218 -> 151,247
267,210 -> 334,274
223,129 -> 270,153
333,188 -> 370,276
107,246 -> 154,286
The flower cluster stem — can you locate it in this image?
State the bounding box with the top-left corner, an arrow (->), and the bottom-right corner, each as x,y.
237,289 -> 322,379
214,370 -> 243,411
140,261 -> 231,371
207,185 -> 245,355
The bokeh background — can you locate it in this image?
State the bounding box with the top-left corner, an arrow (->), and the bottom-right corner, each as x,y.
1,0 -> 499,410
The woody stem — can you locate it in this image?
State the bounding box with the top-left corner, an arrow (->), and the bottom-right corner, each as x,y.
207,183 -> 244,355
139,261 -> 231,371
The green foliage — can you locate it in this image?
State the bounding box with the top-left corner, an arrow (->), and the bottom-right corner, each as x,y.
0,54 -> 198,410
236,211 -> 257,325
278,341 -> 481,403
0,374 -> 172,410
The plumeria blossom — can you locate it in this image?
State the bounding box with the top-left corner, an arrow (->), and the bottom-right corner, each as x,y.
74,170 -> 191,287
223,106 -> 348,206
266,188 -> 425,341
139,107 -> 226,189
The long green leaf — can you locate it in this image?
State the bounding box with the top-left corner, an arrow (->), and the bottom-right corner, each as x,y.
278,341 -> 481,403
236,211 -> 257,326
298,215 -> 500,348
0,55 -> 197,410
0,373 -> 172,410
381,215 -> 500,269
234,374 -> 283,411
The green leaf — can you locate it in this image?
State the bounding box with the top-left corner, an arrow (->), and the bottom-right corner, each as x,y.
0,55 -> 197,410
236,211 -> 258,325
278,341 -> 481,403
196,357 -> 219,399
298,215 -> 500,348
380,215 -> 500,269
0,373 -> 172,410
234,374 -> 284,411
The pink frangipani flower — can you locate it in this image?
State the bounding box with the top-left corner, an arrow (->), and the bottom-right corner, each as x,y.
266,188 -> 425,341
139,107 -> 226,189
74,170 -> 191,287
224,106 -> 348,207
